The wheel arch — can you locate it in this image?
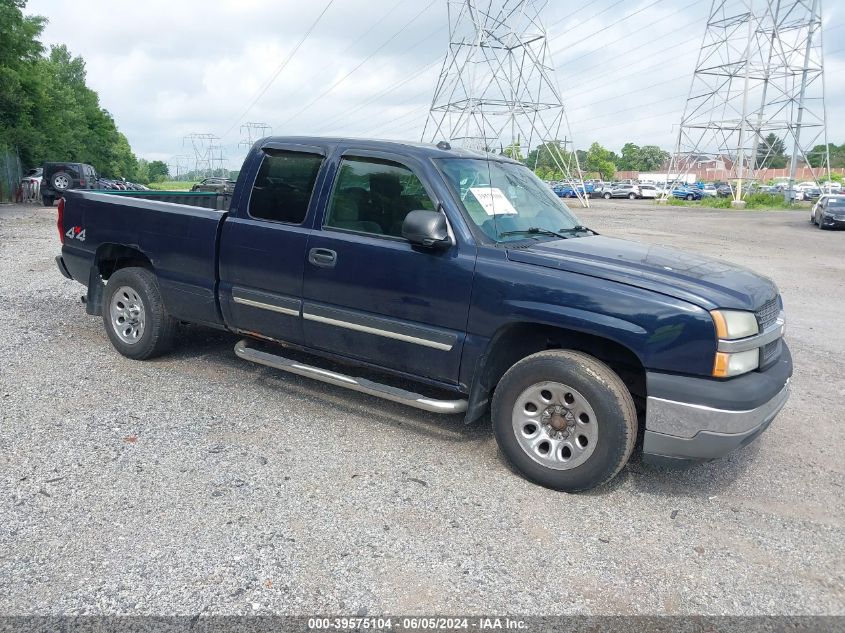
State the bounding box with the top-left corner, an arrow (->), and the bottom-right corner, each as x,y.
465,321 -> 646,425
84,244 -> 156,316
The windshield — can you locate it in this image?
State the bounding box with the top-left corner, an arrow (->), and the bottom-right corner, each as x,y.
437,158 -> 584,243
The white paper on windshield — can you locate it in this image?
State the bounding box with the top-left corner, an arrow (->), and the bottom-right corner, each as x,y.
469,187 -> 517,216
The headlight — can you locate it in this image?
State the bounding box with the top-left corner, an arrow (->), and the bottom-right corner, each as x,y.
710,310 -> 761,377
713,349 -> 760,378
710,309 -> 759,339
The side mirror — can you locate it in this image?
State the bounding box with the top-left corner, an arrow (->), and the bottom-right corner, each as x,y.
402,210 -> 452,250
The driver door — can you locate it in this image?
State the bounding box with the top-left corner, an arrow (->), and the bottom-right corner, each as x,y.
301,151 -> 476,385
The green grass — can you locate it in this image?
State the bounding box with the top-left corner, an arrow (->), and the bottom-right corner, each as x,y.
147,180 -> 197,191
666,193 -> 802,210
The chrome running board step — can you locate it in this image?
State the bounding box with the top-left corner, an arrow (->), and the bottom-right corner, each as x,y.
234,339 -> 467,414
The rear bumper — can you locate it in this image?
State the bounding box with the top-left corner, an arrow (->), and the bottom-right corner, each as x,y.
55,255 -> 73,280
642,343 -> 792,466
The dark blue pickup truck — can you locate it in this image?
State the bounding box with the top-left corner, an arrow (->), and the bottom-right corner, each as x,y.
55,137 -> 792,491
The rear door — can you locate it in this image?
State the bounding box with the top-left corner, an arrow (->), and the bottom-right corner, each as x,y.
218,143 -> 328,345
300,150 -> 476,385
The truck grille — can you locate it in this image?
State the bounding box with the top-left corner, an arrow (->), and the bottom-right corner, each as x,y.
755,297 -> 780,330
756,296 -> 782,368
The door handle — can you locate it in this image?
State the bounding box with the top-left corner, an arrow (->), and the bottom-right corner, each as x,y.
308,247 -> 337,268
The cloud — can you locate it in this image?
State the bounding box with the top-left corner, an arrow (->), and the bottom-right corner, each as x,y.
25,0 -> 845,170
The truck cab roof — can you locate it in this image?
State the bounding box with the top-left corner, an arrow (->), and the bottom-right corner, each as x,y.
252,136 -> 522,163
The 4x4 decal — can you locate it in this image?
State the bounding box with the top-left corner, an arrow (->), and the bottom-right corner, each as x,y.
65,226 -> 85,242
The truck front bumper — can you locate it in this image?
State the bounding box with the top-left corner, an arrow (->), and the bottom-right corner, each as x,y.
642,342 -> 792,467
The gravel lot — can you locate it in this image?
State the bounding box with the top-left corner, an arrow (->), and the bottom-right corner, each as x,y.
1,199 -> 843,616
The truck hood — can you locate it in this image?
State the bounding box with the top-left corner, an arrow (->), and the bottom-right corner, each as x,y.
507,235 -> 777,311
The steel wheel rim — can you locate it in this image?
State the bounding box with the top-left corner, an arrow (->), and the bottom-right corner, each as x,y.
109,286 -> 146,344
54,175 -> 70,190
512,381 -> 599,471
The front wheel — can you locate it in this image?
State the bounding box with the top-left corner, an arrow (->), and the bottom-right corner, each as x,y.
686,194 -> 694,201
102,267 -> 176,360
628,192 -> 636,200
603,192 -> 611,199
491,350 -> 637,492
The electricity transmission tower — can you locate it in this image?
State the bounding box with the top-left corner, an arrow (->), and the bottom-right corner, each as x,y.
167,154 -> 190,181
423,0 -> 588,206
239,123 -> 272,152
183,133 -> 220,179
663,0 -> 830,206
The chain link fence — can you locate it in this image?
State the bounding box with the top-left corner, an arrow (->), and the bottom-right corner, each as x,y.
0,148 -> 23,203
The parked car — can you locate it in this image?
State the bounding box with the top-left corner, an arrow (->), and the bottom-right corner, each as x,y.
811,195 -> 845,229
638,184 -> 658,199
700,184 -> 718,197
20,167 -> 43,201
602,184 -> 642,199
192,177 -> 236,195
552,183 -> 594,198
55,136 -> 792,492
716,184 -> 733,197
671,187 -> 703,201
40,162 -> 97,206
803,187 -> 822,201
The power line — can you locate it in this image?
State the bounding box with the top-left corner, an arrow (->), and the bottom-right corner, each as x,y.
555,0 -> 700,64
224,0 -> 335,137
276,0 -> 439,130
311,36 -> 444,133
546,0 -> 629,33
275,0 -> 410,109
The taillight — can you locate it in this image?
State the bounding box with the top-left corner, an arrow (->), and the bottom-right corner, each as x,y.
57,198 -> 65,244
80,179 -> 86,187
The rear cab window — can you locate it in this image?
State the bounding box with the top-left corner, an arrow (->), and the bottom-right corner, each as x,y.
248,150 -> 324,224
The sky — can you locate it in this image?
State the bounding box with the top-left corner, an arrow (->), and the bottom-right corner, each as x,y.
26,0 -> 845,172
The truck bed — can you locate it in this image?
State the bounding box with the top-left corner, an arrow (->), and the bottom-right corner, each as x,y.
60,190 -> 228,329
98,189 -> 231,210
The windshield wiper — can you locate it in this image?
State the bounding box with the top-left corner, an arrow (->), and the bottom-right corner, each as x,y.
497,227 -> 570,240
558,225 -> 596,236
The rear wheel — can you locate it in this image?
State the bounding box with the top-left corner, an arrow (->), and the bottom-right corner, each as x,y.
102,267 -> 176,360
686,194 -> 694,201
603,192 -> 611,199
492,350 -> 637,492
628,192 -> 636,200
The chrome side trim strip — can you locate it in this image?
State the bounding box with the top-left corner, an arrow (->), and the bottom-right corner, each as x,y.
302,312 -> 453,351
234,339 -> 467,413
233,295 -> 300,317
718,312 -> 785,353
645,380 -> 790,438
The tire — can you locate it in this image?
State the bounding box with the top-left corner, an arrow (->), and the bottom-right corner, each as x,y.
102,267 -> 176,360
42,196 -> 54,207
603,192 -> 611,199
51,172 -> 72,192
628,192 -> 636,200
818,216 -> 825,230
686,194 -> 694,201
491,350 -> 637,492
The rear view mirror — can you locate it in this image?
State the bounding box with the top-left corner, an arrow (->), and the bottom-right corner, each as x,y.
402,210 -> 451,249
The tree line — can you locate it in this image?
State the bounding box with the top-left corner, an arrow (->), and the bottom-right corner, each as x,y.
508,133 -> 842,182
0,0 -> 142,179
